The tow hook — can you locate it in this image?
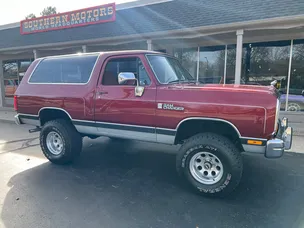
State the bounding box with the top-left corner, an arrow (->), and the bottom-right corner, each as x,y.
29,127 -> 41,133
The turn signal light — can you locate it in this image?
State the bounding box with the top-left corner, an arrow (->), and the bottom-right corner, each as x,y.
247,140 -> 263,145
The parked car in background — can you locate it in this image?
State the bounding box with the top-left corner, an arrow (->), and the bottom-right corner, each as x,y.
4,79 -> 18,97
279,90 -> 304,112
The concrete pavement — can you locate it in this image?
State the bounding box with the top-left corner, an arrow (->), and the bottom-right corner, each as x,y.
0,108 -> 15,124
0,122 -> 304,228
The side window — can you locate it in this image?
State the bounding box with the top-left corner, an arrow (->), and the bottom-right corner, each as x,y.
102,57 -> 151,86
29,55 -> 98,84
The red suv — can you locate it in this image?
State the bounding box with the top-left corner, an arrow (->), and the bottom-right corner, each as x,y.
14,51 -> 293,197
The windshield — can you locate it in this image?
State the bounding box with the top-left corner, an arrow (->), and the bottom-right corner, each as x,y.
146,55 -> 194,84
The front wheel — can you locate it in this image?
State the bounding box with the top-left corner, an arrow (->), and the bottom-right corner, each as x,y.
176,133 -> 243,197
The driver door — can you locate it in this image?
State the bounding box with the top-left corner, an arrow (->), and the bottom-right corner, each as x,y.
94,54 -> 157,142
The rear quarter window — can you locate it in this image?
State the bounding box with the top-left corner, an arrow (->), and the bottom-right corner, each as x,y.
29,54 -> 98,84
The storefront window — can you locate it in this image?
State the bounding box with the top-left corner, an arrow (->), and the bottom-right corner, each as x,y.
173,40 -> 302,112
3,61 -> 18,98
287,40 -> 304,112
198,46 -> 225,84
240,41 -> 291,110
2,59 -> 33,98
225,45 -> 236,84
242,41 -> 290,86
174,48 -> 197,78
19,60 -> 32,82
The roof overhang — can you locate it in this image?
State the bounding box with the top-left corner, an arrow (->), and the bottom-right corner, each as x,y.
0,14 -> 303,52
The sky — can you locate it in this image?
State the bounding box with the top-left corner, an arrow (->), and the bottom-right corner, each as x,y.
0,0 -> 134,25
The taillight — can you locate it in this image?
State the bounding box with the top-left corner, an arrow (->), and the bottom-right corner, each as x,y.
14,95 -> 18,111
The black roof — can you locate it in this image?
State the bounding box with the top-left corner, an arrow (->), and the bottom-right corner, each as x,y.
0,0 -> 304,50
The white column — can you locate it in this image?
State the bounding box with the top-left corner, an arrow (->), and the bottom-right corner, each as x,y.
234,30 -> 244,85
147,39 -> 153,51
82,45 -> 87,53
285,39 -> 293,111
196,46 -> 200,83
33,49 -> 39,59
0,59 -> 5,107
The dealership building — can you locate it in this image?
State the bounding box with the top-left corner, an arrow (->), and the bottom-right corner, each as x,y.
0,0 -> 303,112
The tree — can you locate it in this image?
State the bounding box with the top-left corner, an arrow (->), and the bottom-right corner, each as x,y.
40,6 -> 57,16
25,6 -> 57,19
25,13 -> 36,19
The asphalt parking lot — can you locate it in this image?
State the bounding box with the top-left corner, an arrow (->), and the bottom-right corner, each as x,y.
0,122 -> 304,228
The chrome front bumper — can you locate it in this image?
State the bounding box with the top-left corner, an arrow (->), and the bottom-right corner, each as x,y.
265,117 -> 293,158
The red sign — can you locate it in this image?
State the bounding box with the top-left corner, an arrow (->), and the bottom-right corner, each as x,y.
20,3 -> 116,35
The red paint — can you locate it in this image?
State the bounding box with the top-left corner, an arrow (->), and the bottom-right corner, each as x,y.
95,54 -> 157,127
13,95 -> 18,111
20,3 -> 116,35
15,51 -> 278,139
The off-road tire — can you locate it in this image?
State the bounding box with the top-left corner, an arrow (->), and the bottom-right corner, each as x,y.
176,133 -> 243,197
40,119 -> 82,165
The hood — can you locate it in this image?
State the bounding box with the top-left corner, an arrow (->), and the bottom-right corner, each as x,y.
169,83 -> 279,97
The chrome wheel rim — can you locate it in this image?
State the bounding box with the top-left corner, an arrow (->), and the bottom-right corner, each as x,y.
287,103 -> 301,112
46,131 -> 64,155
189,151 -> 224,185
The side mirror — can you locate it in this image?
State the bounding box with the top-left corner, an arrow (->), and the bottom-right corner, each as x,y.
118,72 -> 145,97
118,72 -> 137,85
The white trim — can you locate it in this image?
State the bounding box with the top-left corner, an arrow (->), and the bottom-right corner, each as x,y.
82,45 -> 87,53
176,117 -> 242,138
27,53 -> 100,85
172,101 -> 267,133
0,22 -> 19,30
33,49 -> 38,59
18,113 -> 39,117
285,39 -> 293,111
26,58 -> 43,83
38,107 -> 72,120
117,0 -> 173,10
235,29 -> 244,85
156,127 -> 176,132
147,39 -> 153,51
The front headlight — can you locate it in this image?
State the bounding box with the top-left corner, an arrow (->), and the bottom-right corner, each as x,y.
274,99 -> 280,132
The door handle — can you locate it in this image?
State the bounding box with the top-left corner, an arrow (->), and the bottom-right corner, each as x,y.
97,91 -> 108,95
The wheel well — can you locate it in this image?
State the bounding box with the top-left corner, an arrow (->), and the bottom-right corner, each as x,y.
175,119 -> 243,151
39,109 -> 71,126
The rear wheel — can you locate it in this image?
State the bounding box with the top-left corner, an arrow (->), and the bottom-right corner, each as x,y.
176,133 -> 243,197
40,119 -> 82,165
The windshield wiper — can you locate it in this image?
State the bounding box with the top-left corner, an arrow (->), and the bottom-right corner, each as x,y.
167,79 -> 197,84
167,79 -> 183,84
